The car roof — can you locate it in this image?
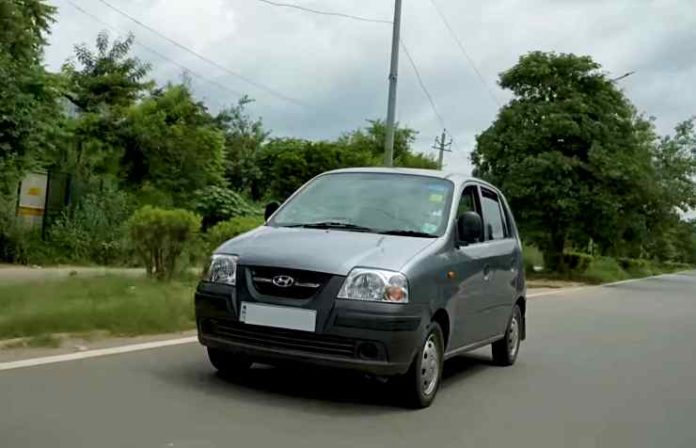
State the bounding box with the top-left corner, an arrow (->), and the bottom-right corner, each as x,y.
323,167 -> 496,189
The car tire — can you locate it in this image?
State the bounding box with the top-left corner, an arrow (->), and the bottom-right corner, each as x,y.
492,305 -> 522,366
400,322 -> 445,409
207,348 -> 252,375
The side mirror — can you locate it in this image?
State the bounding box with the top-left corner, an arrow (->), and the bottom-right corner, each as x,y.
457,211 -> 483,245
264,202 -> 280,221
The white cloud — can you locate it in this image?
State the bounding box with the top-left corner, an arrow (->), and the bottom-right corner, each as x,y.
45,0 -> 696,174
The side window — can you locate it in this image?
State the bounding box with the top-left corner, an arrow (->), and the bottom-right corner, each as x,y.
457,185 -> 480,218
480,189 -> 507,241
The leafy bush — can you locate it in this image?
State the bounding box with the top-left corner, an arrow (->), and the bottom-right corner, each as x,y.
205,216 -> 264,254
564,252 -> 594,272
192,186 -> 261,229
618,258 -> 654,278
48,190 -> 134,265
128,206 -> 201,280
522,244 -> 544,273
580,257 -> 628,284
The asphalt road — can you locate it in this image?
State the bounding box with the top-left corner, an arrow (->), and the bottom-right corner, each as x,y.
2,272 -> 696,448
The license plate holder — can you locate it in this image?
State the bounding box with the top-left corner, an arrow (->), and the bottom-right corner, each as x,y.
240,302 -> 316,332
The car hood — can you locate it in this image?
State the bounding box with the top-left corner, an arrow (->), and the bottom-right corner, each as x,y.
216,226 -> 437,276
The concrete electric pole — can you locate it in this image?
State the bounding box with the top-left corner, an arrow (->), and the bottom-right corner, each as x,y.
383,0 -> 403,167
433,129 -> 452,170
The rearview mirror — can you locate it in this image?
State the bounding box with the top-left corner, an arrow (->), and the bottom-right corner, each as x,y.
457,212 -> 483,245
264,202 -> 280,221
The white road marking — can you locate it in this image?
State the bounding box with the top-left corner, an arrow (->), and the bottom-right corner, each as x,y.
527,271 -> 687,298
0,336 -> 198,372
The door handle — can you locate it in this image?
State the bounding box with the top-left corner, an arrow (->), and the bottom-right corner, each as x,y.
483,264 -> 491,281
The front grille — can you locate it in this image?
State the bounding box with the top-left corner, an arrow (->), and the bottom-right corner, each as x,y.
248,266 -> 331,299
205,319 -> 356,358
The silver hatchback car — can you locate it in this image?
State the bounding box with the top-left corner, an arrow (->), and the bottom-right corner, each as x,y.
196,168 -> 526,408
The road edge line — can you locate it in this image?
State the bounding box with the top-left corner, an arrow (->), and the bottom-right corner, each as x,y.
527,270 -> 692,298
0,336 -> 198,372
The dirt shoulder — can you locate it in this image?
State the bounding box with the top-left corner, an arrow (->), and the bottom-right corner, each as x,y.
0,265 -> 144,283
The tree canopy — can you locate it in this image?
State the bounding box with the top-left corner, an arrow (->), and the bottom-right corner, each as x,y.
472,52 -> 696,268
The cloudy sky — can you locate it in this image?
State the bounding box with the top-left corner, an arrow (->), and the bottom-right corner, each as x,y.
44,0 -> 696,173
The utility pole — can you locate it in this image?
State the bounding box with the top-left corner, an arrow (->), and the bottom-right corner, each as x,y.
383,0 -> 403,167
433,129 -> 452,170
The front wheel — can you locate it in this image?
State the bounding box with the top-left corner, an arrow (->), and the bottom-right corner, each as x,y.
207,348 -> 252,375
399,322 -> 444,409
492,305 -> 522,366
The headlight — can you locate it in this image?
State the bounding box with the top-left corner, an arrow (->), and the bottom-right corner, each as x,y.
205,255 -> 238,285
338,268 -> 409,303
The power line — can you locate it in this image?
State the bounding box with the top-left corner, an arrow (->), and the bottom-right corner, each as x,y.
248,0 -> 459,156
400,41 -> 446,131
94,0 -> 310,108
64,0 -> 244,102
254,0 -> 392,24
427,0 -> 501,107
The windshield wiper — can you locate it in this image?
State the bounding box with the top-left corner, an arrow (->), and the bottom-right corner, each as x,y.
379,229 -> 437,238
282,221 -> 375,232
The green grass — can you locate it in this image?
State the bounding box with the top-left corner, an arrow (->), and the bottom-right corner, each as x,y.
0,276 -> 197,340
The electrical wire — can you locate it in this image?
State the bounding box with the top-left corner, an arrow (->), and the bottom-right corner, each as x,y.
94,0 -> 310,108
427,0 -> 501,107
253,0 -> 392,24
64,0 -> 245,102
251,0 -> 458,151
399,41 -> 446,131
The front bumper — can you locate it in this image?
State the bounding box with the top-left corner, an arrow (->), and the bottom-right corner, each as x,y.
195,282 -> 427,376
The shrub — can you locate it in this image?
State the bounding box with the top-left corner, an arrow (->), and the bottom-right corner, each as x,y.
204,215 -> 264,254
48,190 -> 134,265
128,206 -> 201,280
580,257 -> 628,284
522,244 -> 544,273
564,252 -> 594,272
192,186 -> 261,229
618,258 -> 654,278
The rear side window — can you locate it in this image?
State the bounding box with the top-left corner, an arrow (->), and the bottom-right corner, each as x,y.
480,189 -> 507,240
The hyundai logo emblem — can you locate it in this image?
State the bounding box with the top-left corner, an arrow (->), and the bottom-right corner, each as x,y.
272,275 -> 295,288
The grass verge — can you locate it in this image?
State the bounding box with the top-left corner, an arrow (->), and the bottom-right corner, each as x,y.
0,275 -> 197,340
528,257 -> 693,285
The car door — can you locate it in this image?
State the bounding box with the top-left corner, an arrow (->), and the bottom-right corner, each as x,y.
479,187 -> 520,337
447,184 -> 492,349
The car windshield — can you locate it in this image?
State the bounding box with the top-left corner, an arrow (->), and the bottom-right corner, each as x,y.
269,172 -> 454,237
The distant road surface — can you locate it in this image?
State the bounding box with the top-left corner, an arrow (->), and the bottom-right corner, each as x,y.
2,272 -> 696,447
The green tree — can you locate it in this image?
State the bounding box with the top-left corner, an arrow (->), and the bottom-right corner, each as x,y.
257,138 -> 374,200
0,0 -> 61,261
0,0 -> 59,193
55,31 -> 153,180
122,84 -> 226,206
63,31 -> 152,112
472,52 -> 657,270
214,96 -> 269,200
338,119 -> 437,169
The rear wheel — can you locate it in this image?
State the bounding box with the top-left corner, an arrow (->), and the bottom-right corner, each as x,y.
492,305 -> 522,366
207,348 -> 252,375
400,322 -> 444,409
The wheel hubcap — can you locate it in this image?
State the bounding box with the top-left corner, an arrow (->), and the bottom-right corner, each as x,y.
421,335 -> 440,396
508,316 -> 520,359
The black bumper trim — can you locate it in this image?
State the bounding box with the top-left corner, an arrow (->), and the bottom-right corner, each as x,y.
334,313 -> 421,331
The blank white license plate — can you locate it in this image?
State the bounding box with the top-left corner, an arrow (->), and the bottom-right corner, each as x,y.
240,302 -> 316,332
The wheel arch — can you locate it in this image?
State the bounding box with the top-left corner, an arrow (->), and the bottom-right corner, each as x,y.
431,308 -> 451,350
515,296 -> 527,340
